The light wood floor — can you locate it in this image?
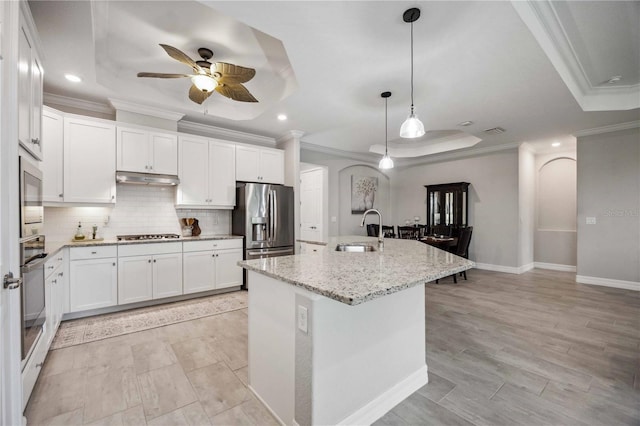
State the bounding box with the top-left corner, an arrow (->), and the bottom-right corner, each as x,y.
26,269 -> 639,425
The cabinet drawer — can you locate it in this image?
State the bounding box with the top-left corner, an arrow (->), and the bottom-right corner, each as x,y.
183,238 -> 242,252
70,245 -> 117,260
118,242 -> 182,257
45,249 -> 66,278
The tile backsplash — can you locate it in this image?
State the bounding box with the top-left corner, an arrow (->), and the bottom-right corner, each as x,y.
43,184 -> 231,242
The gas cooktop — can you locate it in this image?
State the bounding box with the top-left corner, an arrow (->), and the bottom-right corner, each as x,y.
117,233 -> 181,241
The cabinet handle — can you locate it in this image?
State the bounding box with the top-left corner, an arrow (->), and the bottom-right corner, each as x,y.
212,254 -> 215,257
47,265 -> 55,270
58,272 -> 63,277
51,279 -> 57,284
31,138 -> 40,146
148,259 -> 151,263
59,193 -> 63,198
112,195 -> 115,200
36,363 -> 44,368
112,262 -> 116,266
57,257 -> 63,261
153,259 -> 156,263
91,251 -> 97,255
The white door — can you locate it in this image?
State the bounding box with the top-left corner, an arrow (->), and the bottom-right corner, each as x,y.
116,127 -> 149,173
235,145 -> 260,182
118,256 -> 153,304
42,108 -> 64,202
259,149 -> 284,184
215,249 -> 243,289
153,253 -> 182,299
2,2 -> 29,422
182,251 -> 215,294
150,132 -> 178,175
208,140 -> 236,207
300,168 -> 324,242
178,136 -> 209,205
69,258 -> 118,312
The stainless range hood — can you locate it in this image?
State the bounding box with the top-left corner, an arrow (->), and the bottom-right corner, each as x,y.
116,171 -> 180,186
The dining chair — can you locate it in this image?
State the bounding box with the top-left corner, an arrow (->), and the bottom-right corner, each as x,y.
367,224 -> 395,238
436,226 -> 473,284
397,226 -> 420,239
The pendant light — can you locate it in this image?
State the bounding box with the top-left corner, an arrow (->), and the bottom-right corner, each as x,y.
379,91 -> 394,170
400,8 -> 425,139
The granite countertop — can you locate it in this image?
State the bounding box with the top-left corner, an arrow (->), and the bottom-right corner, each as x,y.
44,234 -> 243,259
296,239 -> 328,246
240,236 -> 475,306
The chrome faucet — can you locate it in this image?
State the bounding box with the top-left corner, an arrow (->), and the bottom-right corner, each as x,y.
360,208 -> 384,251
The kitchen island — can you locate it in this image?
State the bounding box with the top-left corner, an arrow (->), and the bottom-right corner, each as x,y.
239,236 -> 474,425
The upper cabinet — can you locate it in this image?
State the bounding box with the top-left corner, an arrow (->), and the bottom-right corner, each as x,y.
236,145 -> 284,184
116,126 -> 177,175
18,7 -> 44,161
42,108 -> 64,203
63,117 -> 116,204
177,135 -> 236,209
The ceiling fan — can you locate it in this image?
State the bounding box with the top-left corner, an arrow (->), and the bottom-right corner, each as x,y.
137,44 -> 258,105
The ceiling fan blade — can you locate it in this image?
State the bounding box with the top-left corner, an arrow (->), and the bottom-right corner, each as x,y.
137,72 -> 191,78
214,62 -> 256,84
159,44 -> 200,71
188,84 -> 213,105
215,83 -> 258,103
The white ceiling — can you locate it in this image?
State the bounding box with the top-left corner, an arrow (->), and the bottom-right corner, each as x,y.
29,1 -> 639,161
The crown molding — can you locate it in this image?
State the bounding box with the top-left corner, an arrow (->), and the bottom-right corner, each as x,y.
108,98 -> 185,122
44,93 -> 114,115
179,120 -> 276,146
300,142 -> 380,164
395,142 -> 521,169
572,121 -> 640,138
276,130 -> 305,144
512,0 -> 639,111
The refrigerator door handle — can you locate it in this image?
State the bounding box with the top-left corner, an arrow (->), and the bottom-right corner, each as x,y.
272,189 -> 278,243
266,190 -> 271,243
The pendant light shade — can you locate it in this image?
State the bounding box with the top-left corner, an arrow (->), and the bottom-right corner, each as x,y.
379,91 -> 394,170
400,8 -> 425,139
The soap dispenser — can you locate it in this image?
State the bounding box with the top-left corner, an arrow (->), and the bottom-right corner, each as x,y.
74,222 -> 85,241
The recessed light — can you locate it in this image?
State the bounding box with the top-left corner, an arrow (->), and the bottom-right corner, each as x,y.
277,114 -> 287,121
65,74 -> 82,83
552,142 -> 561,147
458,121 -> 473,127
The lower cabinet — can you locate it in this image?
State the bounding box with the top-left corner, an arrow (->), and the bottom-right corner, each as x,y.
69,246 -> 118,313
118,242 -> 183,304
183,239 -> 243,294
44,250 -> 67,346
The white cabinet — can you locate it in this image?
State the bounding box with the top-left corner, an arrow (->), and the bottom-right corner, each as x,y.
178,135 -> 236,208
183,239 -> 243,294
236,145 -> 284,184
18,8 -> 44,161
69,246 -> 118,312
64,117 -> 116,204
117,126 -> 177,175
42,108 -> 64,203
44,249 -> 67,346
117,242 -> 183,304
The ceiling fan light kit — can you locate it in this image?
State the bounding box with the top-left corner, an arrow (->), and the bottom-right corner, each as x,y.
379,91 -> 394,170
400,7 -> 425,139
191,74 -> 218,92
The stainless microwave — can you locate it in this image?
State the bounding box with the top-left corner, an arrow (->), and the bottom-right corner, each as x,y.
19,156 -> 43,239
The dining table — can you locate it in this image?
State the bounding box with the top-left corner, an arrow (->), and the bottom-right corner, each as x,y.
420,235 -> 458,252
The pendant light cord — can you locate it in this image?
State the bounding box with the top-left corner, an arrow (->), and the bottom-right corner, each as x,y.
410,20 -> 414,112
385,97 -> 389,155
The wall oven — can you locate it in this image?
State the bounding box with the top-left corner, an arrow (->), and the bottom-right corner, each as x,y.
19,156 -> 44,239
20,235 -> 47,362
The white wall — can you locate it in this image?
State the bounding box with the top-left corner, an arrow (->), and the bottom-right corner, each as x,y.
43,184 -> 231,242
338,165 -> 391,236
393,151 -> 520,269
576,127 -> 640,286
518,145 -> 535,269
535,151 -> 577,268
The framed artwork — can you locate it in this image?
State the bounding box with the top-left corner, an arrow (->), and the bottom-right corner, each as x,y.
351,175 -> 378,214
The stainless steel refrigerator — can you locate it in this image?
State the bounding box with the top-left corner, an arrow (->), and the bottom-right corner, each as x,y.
233,183 -> 295,262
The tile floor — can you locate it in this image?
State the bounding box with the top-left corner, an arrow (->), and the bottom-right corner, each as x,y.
25,307 -> 278,426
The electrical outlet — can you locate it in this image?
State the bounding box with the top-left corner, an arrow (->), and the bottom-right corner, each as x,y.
297,305 -> 308,333
586,217 -> 596,225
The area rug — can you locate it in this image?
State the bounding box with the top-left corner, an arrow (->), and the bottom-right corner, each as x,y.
51,291 -> 248,350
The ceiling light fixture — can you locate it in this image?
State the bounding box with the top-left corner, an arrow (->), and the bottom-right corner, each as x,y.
551,142 -> 561,147
191,74 -> 218,92
277,114 -> 287,121
400,8 -> 425,139
65,74 -> 82,83
458,121 -> 473,127
379,91 -> 394,170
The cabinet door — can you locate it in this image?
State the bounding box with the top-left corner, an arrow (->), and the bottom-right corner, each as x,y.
18,25 -> 32,150
44,271 -> 55,346
42,109 -> 64,202
64,118 -> 116,203
118,256 -> 153,304
259,149 -> 284,184
150,132 -> 178,175
30,54 -> 43,158
69,258 -> 118,312
208,140 -> 236,207
153,253 -> 183,299
117,127 -> 149,173
215,249 -> 243,289
182,251 -> 215,294
178,136 -> 209,205
235,145 -> 260,182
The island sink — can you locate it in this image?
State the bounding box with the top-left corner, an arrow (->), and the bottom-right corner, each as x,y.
335,243 -> 376,252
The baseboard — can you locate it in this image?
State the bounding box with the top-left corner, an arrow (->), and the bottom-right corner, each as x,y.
576,275 -> 640,291
534,262 -> 577,272
518,263 -> 535,274
248,385 -> 286,426
474,263 -> 521,274
337,365 -> 429,426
